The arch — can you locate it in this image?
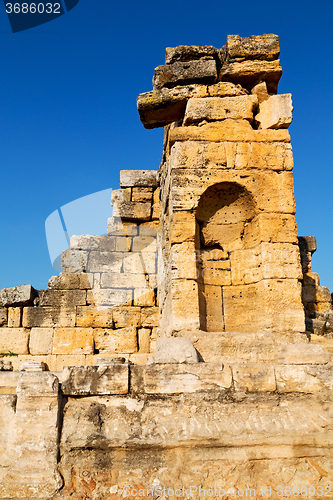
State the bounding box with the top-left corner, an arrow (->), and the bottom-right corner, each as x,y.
196,182 -> 257,332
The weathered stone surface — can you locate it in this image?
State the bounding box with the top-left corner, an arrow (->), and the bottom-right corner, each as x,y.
138,328 -> 151,353
299,235 -> 317,253
76,305 -> 113,328
303,285 -> 331,303
170,242 -> 197,279
199,284 -> 224,331
113,201 -> 151,220
110,187 -> 131,206
183,95 -> 258,125
29,327 -> 53,355
22,306 -> 75,328
0,328 -> 29,355
232,363 -> 276,392
112,306 -> 141,328
134,288 -> 155,307
169,119 -> 290,145
165,45 -> 218,64
275,365 -> 324,393
278,343 -> 329,364
7,307 -> 21,328
107,217 -> 138,236
100,272 -> 148,289
226,34 -> 280,61
123,251 -> 156,274
170,211 -> 196,243
149,337 -> 199,364
86,251 -> 123,273
52,328 -> 94,354
170,140 -> 294,171
132,187 -> 153,203
120,170 -> 158,187
61,249 -> 88,273
61,365 -> 129,395
0,308 -> 7,327
140,306 -> 159,327
87,288 -> 132,306
255,93 -> 293,129
0,284 -> 37,307
132,235 -> 157,252
251,81 -> 270,103
220,59 -> 282,92
137,83 -> 248,129
39,289 -> 87,308
153,59 -> 217,89
93,327 -> 137,353
140,363 -> 231,394
48,272 -> 92,290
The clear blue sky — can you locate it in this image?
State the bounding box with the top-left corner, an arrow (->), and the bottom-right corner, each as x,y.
0,0 -> 332,291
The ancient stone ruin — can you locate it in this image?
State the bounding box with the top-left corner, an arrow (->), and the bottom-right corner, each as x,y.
1,34 -> 333,499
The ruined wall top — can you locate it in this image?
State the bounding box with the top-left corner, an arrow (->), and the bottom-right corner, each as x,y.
137,34 -> 282,129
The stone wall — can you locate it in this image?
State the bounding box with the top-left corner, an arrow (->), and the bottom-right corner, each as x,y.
0,34 -> 333,500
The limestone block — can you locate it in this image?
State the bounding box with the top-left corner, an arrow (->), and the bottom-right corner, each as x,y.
275,365 -> 323,393
137,83 -> 246,128
94,327 -> 137,353
278,344 -> 329,364
123,252 -> 156,274
76,305 -> 113,328
110,187 -> 131,206
139,221 -> 158,236
0,284 -> 37,307
223,279 -> 305,333
61,364 -> 129,395
302,285 -> 331,303
234,142 -> 294,171
232,363 -> 276,392
303,272 -> 320,286
132,187 -> 153,203
129,352 -> 149,365
107,217 -> 138,236
251,81 -> 269,103
141,307 -> 159,327
87,251 -> 123,273
183,95 -> 258,125
299,235 -> 317,254
142,363 -> 232,394
38,289 -> 87,308
120,170 -> 158,188
170,211 -> 196,243
170,168 -> 296,215
220,59 -> 282,93
0,308 -> 7,327
170,242 -> 197,279
70,234 -> 118,251
138,328 -> 151,353
100,272 -> 148,289
87,289 -> 132,306
255,94 -> 293,129
244,214 -> 298,247
153,59 -> 217,89
113,201 -> 151,220
112,306 -> 141,328
114,236 -> 132,252
132,235 -> 157,252
199,265 -> 232,286
226,34 -> 280,61
148,337 -> 199,364
169,119 -> 290,146
7,307 -> 21,328
165,45 -> 218,64
151,188 -> 160,220
0,328 -> 29,355
171,280 -> 200,331
134,289 -> 156,307
0,394 -> 16,466
199,284 -> 224,332
207,81 -> 248,97
48,272 -> 93,290
260,242 -> 302,280
61,249 -> 88,272
230,248 -> 261,285
22,306 -> 75,328
29,327 -> 53,355
52,328 -> 94,354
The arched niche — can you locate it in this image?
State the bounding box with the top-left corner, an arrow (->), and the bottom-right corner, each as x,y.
196,182 -> 257,332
